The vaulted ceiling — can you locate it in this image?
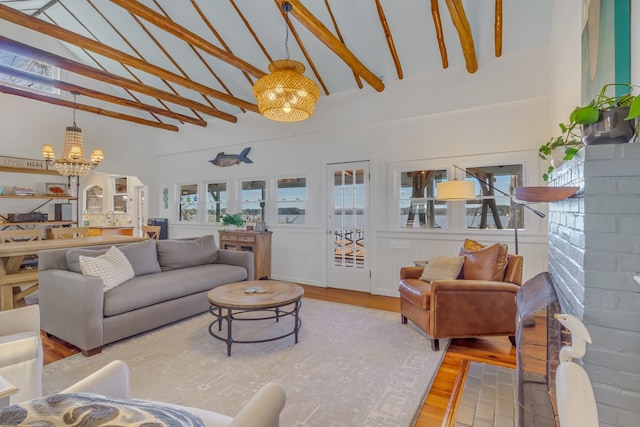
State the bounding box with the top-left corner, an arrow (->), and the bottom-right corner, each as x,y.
0,0 -> 552,132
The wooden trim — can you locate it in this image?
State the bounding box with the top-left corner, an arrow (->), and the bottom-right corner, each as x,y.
443,359 -> 470,427
445,0 -> 478,73
109,0 -> 265,80
276,0 -> 385,92
495,0 -> 503,57
0,35 -> 237,123
375,0 -> 403,79
431,0 -> 449,68
0,64 -> 207,127
324,0 -> 362,89
0,84 -> 179,131
0,4 -> 258,114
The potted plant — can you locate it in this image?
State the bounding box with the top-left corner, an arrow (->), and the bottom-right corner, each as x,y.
539,83 -> 640,181
220,213 -> 245,228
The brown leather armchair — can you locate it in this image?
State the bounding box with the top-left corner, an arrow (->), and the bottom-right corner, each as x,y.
399,250 -> 523,351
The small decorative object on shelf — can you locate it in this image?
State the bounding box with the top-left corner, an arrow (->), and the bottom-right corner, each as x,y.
13,186 -> 35,196
45,182 -> 69,196
515,186 -> 580,203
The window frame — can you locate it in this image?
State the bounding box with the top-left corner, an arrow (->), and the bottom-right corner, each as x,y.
275,175 -> 308,226
177,182 -> 200,223
205,181 -> 228,224
239,178 -> 267,224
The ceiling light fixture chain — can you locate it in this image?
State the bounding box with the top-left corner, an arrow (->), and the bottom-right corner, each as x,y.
283,1 -> 292,60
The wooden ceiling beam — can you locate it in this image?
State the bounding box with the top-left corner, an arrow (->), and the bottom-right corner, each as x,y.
495,0 -> 503,57
375,0 -> 403,79
430,0 -> 449,68
83,0 -> 205,121
109,0 -> 265,80
0,3 -> 259,113
275,0 -> 329,96
0,35 -> 237,122
275,0 -> 385,92
0,63 -> 207,127
0,84 -> 179,131
323,0 -> 362,89
445,0 -> 478,73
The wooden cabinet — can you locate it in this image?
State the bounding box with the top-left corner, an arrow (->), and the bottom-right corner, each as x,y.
88,227 -> 134,236
218,230 -> 272,279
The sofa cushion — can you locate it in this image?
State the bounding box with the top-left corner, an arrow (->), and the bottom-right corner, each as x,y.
459,241 -> 508,281
79,246 -> 135,291
67,247 -> 108,273
103,263 -> 248,316
66,240 -> 162,277
419,255 -> 465,282
156,235 -> 218,272
118,239 -> 161,276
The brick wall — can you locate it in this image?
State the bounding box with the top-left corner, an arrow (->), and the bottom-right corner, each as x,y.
547,143 -> 640,427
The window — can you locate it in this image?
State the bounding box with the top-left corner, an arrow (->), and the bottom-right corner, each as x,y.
464,164 -> 524,230
0,49 -> 59,94
206,182 -> 227,223
241,180 -> 266,223
277,177 -> 306,224
179,184 -> 199,222
399,169 -> 448,229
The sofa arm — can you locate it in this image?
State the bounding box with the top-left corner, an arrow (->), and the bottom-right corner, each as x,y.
38,270 -> 105,353
429,280 -> 520,338
216,249 -> 255,281
400,267 -> 424,280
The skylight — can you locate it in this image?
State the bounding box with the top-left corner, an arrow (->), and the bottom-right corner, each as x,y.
0,49 -> 59,94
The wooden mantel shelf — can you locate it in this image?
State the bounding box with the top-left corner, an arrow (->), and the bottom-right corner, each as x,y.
515,186 -> 580,203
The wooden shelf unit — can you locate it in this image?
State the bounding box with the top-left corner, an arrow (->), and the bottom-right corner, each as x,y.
0,195 -> 77,200
218,230 -> 272,279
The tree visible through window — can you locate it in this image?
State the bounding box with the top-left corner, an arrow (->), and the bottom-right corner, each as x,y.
0,49 -> 59,94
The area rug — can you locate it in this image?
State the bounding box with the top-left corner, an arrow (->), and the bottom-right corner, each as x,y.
42,298 -> 448,426
453,362 -> 517,427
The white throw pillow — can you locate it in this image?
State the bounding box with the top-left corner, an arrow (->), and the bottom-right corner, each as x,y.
79,246 -> 135,291
419,255 -> 465,282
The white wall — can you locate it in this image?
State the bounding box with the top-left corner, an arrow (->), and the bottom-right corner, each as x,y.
150,46 -> 552,295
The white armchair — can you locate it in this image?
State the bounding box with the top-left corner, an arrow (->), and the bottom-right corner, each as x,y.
0,305 -> 43,405
4,360 -> 286,427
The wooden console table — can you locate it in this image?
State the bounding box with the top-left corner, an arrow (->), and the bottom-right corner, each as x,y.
218,230 -> 272,279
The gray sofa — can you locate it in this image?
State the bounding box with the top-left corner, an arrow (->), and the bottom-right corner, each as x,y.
38,235 -> 254,356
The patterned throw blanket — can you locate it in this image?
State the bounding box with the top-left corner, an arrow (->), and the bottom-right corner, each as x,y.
0,393 -> 205,427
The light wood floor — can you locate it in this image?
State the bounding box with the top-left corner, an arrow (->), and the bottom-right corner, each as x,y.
40,285 -> 516,425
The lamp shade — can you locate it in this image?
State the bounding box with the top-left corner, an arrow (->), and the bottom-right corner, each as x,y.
436,180 -> 475,201
253,60 -> 320,122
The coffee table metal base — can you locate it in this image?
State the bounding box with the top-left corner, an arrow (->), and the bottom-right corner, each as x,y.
208,300 -> 302,356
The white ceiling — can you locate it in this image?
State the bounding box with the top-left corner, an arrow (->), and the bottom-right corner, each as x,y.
0,0 -> 553,130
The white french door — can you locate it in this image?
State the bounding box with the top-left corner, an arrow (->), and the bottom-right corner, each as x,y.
326,161 -> 370,292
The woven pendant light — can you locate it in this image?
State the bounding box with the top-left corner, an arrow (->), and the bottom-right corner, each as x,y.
253,59 -> 320,122
253,1 -> 320,122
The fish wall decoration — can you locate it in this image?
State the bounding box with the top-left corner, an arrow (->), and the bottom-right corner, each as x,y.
209,147 -> 253,167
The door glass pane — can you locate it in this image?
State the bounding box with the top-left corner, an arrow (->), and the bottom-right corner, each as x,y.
333,168 -> 365,268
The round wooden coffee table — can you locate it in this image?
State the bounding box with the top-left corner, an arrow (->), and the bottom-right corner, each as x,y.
207,280 -> 304,356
